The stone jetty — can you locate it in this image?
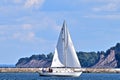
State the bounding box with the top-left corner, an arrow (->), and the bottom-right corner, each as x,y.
74,68 -> 120,73
0,68 -> 40,73
0,68 -> 120,73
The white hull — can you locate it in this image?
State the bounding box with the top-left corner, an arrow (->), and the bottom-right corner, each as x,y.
39,68 -> 82,77
39,71 -> 82,77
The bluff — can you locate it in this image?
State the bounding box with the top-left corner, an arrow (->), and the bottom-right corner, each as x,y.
92,43 -> 120,68
16,43 -> 120,68
16,53 -> 53,68
92,50 -> 117,68
16,59 -> 51,68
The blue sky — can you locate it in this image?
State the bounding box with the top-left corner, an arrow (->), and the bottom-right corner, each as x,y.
0,0 -> 120,64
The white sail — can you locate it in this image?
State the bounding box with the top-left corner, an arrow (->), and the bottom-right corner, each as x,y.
51,48 -> 64,67
51,21 -> 81,68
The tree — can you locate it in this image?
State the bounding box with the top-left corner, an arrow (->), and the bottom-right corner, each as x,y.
47,53 -> 53,61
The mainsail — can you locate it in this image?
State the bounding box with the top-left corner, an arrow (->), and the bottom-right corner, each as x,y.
51,21 -> 81,68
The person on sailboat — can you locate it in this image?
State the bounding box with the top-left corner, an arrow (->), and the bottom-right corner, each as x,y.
48,68 -> 53,72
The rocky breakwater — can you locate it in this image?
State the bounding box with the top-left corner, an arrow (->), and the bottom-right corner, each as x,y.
1,68 -> 120,73
0,68 -> 40,72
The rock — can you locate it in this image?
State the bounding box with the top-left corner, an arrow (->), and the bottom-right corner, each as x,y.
92,50 -> 117,68
16,59 -> 51,68
16,53 -> 53,68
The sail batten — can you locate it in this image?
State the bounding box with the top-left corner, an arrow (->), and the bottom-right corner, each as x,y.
51,21 -> 81,68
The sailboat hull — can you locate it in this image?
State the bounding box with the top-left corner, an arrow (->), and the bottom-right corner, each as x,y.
39,71 -> 82,77
39,68 -> 82,77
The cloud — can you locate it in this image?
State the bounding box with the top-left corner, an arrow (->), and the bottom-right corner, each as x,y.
84,14 -> 120,19
0,17 -> 60,42
13,32 -> 35,42
40,17 -> 61,31
0,24 -> 34,42
11,26 -> 55,53
93,3 -> 118,12
79,0 -> 120,12
13,0 -> 22,3
0,0 -> 45,14
24,0 -> 45,9
22,24 -> 33,30
16,16 -> 61,31
81,0 -> 120,3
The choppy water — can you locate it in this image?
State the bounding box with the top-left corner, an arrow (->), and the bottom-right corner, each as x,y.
0,73 -> 120,80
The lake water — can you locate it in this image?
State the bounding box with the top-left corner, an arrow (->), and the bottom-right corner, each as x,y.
0,73 -> 120,80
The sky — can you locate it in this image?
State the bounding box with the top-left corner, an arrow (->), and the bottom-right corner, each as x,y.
0,0 -> 120,64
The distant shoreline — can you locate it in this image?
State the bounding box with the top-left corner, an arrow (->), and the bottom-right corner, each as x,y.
0,68 -> 120,73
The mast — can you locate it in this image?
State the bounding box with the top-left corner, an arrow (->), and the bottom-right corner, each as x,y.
62,21 -> 66,67
63,21 -> 68,68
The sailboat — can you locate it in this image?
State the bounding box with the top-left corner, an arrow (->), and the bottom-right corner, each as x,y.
39,21 -> 82,77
